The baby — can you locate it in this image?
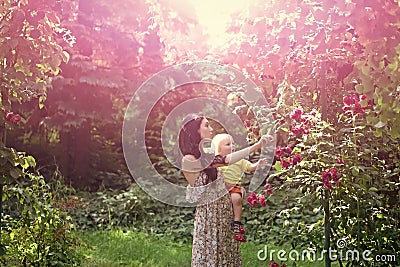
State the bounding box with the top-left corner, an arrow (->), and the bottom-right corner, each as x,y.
212,133 -> 267,242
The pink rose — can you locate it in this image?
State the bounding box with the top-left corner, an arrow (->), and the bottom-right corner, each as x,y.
259,194 -> 266,207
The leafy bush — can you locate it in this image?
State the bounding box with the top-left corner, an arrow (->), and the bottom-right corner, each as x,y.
0,147 -> 81,266
67,178 -> 329,248
257,107 -> 400,266
68,184 -> 195,244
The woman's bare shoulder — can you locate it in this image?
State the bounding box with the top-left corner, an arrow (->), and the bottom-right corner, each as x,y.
181,154 -> 200,186
183,154 -> 197,161
182,155 -> 202,172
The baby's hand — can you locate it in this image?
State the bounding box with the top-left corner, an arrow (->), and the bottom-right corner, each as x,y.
258,158 -> 268,167
259,134 -> 274,147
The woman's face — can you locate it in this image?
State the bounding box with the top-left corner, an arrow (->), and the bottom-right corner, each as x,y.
198,118 -> 213,139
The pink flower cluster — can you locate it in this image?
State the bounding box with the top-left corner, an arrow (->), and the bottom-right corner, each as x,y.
289,107 -> 316,135
243,119 -> 260,136
246,183 -> 272,207
274,145 -> 302,169
322,167 -> 343,189
269,260 -> 287,267
264,183 -> 272,195
343,94 -> 372,115
3,110 -> 22,124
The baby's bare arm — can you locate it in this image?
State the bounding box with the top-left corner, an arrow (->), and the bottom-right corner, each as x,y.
247,158 -> 268,172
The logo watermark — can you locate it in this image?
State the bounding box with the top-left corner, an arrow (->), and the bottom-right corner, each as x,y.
257,239 -> 396,264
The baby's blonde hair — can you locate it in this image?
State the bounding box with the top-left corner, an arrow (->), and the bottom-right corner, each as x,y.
212,133 -> 232,155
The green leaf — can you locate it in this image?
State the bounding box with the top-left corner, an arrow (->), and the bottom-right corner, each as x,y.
0,244 -> 6,256
369,187 -> 378,192
0,148 -> 11,157
351,167 -> 359,176
0,157 -> 7,166
360,99 -> 368,107
366,115 -> 378,125
9,168 -> 21,179
9,39 -> 18,49
20,159 -> 29,169
361,64 -> 370,75
374,121 -> 386,128
26,156 -> 36,168
389,125 -> 400,138
274,161 -> 282,171
374,128 -> 382,137
388,60 -> 398,71
49,56 -> 62,74
355,84 -> 363,94
61,50 -> 70,63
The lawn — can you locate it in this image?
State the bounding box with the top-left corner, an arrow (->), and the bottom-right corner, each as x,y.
78,229 -> 339,267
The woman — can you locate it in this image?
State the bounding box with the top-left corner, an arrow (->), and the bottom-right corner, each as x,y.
179,114 -> 268,267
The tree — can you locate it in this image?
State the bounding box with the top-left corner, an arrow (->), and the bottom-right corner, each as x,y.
0,1 -> 79,263
7,0 -> 207,188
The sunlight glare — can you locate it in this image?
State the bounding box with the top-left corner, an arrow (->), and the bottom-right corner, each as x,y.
186,0 -> 249,47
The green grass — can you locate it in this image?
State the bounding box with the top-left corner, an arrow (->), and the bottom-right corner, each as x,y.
78,230 -> 191,267
78,229 -> 339,267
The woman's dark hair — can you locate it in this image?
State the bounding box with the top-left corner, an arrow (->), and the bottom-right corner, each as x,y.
178,113 -> 217,183
178,113 -> 204,158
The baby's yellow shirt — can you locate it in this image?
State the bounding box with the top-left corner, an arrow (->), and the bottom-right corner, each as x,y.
220,159 -> 251,185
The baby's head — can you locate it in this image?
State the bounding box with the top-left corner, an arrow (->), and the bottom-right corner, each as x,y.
212,133 -> 234,156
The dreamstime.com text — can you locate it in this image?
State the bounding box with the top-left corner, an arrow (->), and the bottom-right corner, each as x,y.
257,245 -> 396,263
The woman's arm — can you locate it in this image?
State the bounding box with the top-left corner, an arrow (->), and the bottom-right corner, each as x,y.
181,154 -> 201,186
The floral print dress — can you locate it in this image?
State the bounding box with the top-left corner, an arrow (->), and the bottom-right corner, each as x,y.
187,169 -> 242,267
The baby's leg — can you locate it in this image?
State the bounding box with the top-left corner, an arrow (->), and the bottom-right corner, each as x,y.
231,192 -> 243,222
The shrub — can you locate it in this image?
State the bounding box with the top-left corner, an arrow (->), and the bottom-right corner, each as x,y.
0,147 -> 81,266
